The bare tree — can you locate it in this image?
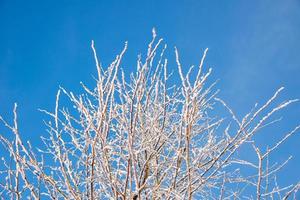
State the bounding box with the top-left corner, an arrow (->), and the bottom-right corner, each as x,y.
0,30 -> 299,199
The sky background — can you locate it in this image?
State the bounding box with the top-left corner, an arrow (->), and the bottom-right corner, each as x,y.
0,0 -> 300,191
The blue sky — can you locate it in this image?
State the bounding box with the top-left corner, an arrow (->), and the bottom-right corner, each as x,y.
1,0 -> 300,190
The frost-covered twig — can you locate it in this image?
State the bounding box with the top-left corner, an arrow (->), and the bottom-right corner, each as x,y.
0,30 -> 299,199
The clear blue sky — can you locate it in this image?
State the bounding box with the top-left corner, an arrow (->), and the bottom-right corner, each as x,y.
1,0 -> 300,190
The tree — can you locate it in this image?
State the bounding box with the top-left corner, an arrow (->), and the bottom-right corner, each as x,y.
0,30 -> 299,199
